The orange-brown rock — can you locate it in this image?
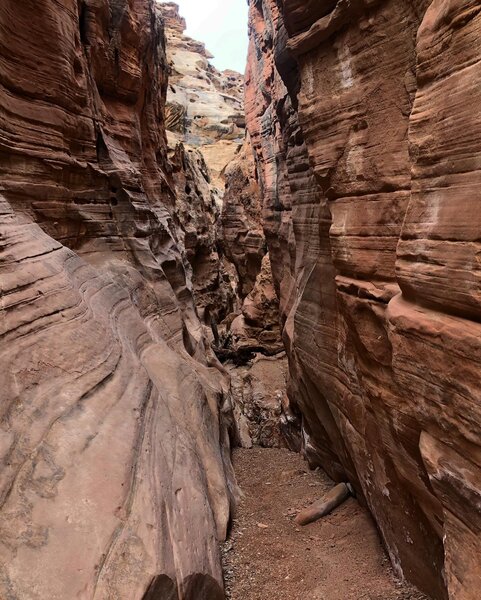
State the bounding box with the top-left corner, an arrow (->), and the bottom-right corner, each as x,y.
0,0 -> 236,597
221,139 -> 265,299
168,142 -> 237,327
159,4 -> 281,360
246,1 -> 481,598
157,2 -> 283,367
229,254 -> 283,356
219,140 -> 283,359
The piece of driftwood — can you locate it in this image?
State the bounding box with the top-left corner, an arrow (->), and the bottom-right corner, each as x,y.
295,482 -> 351,526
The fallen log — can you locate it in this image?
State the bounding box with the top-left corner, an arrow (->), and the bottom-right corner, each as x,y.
295,482 -> 351,526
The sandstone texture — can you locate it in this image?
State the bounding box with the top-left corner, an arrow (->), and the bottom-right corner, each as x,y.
227,353 -> 288,449
158,2 -> 283,364
246,1 -> 481,598
221,139 -> 264,299
0,0 -> 237,598
158,5 -> 287,478
161,2 -> 244,189
168,142 -> 236,327
159,2 -> 281,358
220,140 -> 282,358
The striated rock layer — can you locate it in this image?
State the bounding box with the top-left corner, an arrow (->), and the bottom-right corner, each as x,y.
160,2 -> 245,189
246,1 -> 481,598
159,2 -> 244,333
158,3 -> 285,456
158,3 -> 283,362
0,0 -> 237,598
220,140 -> 282,357
168,142 -> 237,327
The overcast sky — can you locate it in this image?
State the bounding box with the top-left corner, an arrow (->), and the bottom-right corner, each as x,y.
160,0 -> 249,73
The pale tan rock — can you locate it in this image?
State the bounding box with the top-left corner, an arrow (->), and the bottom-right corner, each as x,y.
200,139 -> 242,190
160,2 -> 245,179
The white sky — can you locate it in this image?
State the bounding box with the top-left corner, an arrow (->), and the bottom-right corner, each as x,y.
160,0 -> 249,73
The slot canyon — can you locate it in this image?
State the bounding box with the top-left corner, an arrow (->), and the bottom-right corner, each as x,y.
0,0 -> 480,599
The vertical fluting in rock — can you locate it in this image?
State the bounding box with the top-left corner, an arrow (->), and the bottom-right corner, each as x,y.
246,1 -> 481,598
0,0 -> 237,597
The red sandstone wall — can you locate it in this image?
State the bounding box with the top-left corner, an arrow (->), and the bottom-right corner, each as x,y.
246,1 -> 481,598
0,1 -> 234,597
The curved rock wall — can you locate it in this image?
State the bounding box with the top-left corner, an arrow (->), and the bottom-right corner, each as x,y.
220,139 -> 282,357
0,0 -> 236,597
246,1 -> 481,598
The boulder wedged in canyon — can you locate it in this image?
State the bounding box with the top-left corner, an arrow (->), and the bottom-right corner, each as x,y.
0,0 -> 237,597
227,353 -> 288,449
246,0 -> 481,598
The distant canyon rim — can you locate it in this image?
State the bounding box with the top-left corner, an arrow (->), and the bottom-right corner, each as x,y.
0,1 -> 481,599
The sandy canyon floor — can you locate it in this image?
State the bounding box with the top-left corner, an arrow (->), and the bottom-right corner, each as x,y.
223,448 -> 429,600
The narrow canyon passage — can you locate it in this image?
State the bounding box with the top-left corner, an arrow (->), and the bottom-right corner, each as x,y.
223,448 -> 428,600
2,0 -> 481,598
222,353 -> 427,599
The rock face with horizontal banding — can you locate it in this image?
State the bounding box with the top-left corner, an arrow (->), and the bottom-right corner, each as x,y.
168,142 -> 237,327
0,0 -> 237,597
246,1 -> 481,598
159,3 -> 281,360
219,140 -> 282,357
160,1 -> 245,190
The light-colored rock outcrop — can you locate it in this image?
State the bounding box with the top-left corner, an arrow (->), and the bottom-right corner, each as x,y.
246,1 -> 481,598
0,0 -> 236,597
227,353 -> 288,449
160,2 -> 244,189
